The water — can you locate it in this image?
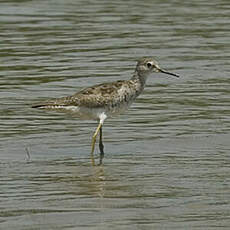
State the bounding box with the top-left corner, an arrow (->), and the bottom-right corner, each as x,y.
1,0 -> 230,229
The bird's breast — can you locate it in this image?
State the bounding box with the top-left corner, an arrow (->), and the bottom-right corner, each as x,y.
105,89 -> 137,117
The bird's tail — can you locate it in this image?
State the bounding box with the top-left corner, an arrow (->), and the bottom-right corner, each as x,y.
31,104 -> 44,108
31,100 -> 58,109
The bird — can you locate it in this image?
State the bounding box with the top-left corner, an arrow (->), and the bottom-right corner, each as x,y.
32,57 -> 180,165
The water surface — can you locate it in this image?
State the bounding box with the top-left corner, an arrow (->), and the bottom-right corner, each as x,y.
0,0 -> 230,229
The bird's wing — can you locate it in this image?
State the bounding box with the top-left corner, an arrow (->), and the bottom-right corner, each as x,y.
32,80 -> 132,109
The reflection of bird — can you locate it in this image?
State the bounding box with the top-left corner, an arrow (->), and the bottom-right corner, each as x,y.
32,57 -> 180,165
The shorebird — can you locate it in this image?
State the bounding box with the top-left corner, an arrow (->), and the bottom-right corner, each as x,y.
32,57 -> 180,165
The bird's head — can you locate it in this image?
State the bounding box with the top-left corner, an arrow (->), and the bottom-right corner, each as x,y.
136,57 -> 180,78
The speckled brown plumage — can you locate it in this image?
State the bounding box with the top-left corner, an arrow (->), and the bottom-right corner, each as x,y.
32,80 -> 140,109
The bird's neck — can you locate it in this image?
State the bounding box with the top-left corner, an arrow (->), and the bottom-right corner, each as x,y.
131,70 -> 148,88
129,70 -> 149,97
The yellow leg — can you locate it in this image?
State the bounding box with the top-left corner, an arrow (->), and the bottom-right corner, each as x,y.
91,122 -> 102,166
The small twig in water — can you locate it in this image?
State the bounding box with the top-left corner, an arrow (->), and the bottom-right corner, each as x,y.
25,147 -> 31,162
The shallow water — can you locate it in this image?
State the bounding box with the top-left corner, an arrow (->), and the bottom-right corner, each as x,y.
1,0 -> 230,229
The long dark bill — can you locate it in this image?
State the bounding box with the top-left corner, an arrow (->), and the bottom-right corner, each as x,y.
159,69 -> 180,78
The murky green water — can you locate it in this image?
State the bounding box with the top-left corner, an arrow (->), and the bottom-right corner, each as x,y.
1,0 -> 230,229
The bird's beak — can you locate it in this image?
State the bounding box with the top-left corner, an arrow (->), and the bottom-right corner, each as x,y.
157,66 -> 180,78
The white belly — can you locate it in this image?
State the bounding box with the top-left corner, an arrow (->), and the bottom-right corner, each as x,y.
60,98 -> 133,120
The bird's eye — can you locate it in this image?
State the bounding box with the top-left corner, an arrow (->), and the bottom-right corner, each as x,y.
147,62 -> 152,68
